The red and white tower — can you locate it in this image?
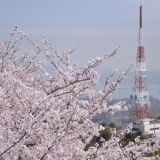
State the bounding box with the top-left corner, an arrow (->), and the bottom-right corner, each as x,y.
129,6 -> 152,121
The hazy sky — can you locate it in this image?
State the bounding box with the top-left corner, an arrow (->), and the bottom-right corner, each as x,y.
0,0 -> 160,71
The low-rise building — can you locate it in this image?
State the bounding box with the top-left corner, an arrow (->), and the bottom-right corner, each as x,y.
123,118 -> 160,135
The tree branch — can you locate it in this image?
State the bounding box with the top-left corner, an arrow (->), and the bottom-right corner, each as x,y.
0,131 -> 27,157
47,78 -> 90,95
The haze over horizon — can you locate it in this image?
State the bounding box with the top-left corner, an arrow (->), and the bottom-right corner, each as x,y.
0,0 -> 160,72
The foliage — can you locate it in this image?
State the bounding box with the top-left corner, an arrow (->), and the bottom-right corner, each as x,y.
109,122 -> 116,128
120,130 -> 144,147
0,26 -> 160,159
145,149 -> 160,157
99,122 -> 107,127
84,127 -> 111,151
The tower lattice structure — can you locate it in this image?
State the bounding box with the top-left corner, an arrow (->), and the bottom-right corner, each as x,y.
129,6 -> 152,122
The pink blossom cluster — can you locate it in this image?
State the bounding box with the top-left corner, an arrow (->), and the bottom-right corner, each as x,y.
0,26 -> 159,159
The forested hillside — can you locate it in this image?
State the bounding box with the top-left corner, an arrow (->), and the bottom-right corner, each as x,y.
92,96 -> 160,125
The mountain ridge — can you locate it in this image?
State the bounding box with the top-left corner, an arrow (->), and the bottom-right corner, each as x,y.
92,96 -> 160,125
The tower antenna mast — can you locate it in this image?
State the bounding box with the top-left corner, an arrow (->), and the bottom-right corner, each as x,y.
129,5 -> 152,121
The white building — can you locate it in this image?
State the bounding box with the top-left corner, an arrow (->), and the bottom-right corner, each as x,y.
123,118 -> 160,135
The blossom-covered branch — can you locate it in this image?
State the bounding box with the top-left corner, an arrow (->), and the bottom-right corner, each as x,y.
0,26 -> 159,160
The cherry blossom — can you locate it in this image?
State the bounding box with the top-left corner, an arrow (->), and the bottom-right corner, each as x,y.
0,26 -> 159,160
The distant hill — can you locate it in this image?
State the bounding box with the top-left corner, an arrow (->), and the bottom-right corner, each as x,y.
92,96 -> 160,125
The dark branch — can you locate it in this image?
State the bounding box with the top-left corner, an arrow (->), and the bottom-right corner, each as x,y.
0,131 -> 27,157
47,78 -> 90,95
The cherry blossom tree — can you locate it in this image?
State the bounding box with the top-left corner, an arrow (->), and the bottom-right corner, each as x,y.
0,26 -> 159,160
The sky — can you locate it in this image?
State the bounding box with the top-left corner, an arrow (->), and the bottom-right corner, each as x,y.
0,0 -> 160,72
